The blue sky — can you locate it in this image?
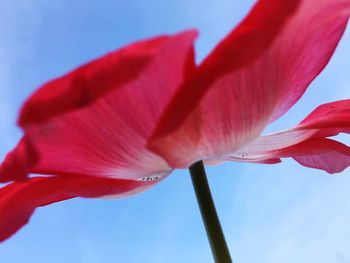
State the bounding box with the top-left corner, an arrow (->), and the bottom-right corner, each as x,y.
0,0 -> 350,262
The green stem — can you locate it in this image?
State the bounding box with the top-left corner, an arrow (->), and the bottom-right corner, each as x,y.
189,161 -> 232,263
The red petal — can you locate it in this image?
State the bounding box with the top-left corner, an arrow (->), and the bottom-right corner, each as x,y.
3,31 -> 196,182
19,31 -> 197,126
0,138 -> 38,182
227,100 -> 350,173
0,175 -> 155,242
150,0 -> 350,168
153,0 -> 301,137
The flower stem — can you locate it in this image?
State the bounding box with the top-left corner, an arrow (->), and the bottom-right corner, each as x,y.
189,160 -> 232,263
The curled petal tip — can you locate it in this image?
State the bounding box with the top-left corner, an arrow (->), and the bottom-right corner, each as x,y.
0,138 -> 38,183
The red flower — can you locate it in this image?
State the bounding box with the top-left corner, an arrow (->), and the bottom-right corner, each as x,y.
1,0 -> 350,242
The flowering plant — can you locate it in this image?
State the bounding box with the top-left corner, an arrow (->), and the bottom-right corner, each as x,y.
1,0 -> 350,261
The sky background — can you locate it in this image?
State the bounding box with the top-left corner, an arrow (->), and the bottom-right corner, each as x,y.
1,0 -> 350,262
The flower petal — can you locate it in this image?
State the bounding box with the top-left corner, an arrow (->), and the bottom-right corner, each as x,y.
152,0 -> 301,137
150,0 -> 350,168
2,30 -> 197,182
299,99 -> 350,133
269,0 -> 350,122
228,100 -> 350,173
18,33 -> 191,126
0,137 -> 38,182
0,31 -> 194,242
0,175 -> 155,242
283,138 -> 350,174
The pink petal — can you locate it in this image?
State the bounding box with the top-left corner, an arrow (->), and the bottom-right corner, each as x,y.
299,99 -> 350,133
269,0 -> 350,122
227,129 -> 318,161
0,175 -> 155,242
283,139 -> 350,174
228,100 -> 350,173
150,0 -> 350,168
2,30 -> 197,183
